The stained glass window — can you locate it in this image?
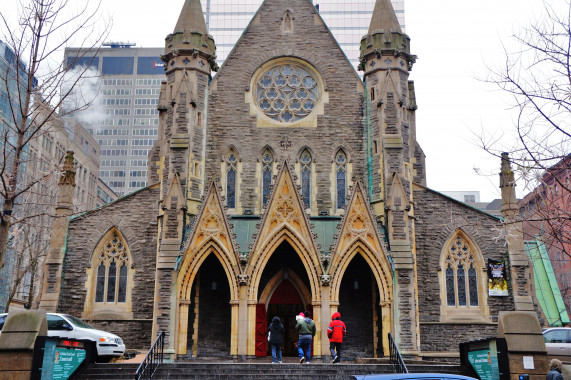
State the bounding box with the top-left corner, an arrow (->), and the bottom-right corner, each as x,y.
94,231 -> 130,304
118,264 -> 128,302
443,234 -> 480,309
226,151 -> 237,208
300,151 -> 311,208
336,151 -> 347,209
107,261 -> 117,302
95,264 -> 105,302
446,265 -> 455,306
256,62 -> 320,123
468,265 -> 478,306
262,151 -> 273,205
457,263 -> 466,306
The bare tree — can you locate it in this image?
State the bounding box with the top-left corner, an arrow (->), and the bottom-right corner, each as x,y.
0,0 -> 109,273
483,0 -> 571,314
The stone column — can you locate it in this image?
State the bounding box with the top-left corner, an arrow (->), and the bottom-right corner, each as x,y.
381,300 -> 392,356
246,300 -> 257,357
230,299 -> 239,357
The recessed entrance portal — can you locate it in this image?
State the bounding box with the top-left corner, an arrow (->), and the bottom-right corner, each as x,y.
186,254 -> 231,358
339,253 -> 383,358
256,241 -> 311,357
267,279 -> 304,357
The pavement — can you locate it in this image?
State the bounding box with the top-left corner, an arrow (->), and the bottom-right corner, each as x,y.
563,364 -> 570,380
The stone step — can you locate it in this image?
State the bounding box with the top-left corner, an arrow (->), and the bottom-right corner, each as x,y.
75,362 -> 469,380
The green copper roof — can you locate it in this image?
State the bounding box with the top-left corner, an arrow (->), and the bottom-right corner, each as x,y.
525,239 -> 570,326
229,216 -> 341,255
311,217 -> 342,254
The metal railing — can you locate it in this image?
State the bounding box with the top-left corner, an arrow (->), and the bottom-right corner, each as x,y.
134,331 -> 165,380
388,332 -> 408,374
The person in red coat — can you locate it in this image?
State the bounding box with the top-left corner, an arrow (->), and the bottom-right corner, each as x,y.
327,311 -> 346,363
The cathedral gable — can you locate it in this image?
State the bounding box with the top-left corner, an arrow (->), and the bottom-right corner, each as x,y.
183,182 -> 239,263
329,181 -> 390,273
247,161 -> 321,276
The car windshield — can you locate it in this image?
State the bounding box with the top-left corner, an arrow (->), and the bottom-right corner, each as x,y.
64,315 -> 94,329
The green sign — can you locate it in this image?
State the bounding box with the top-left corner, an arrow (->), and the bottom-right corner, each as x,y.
52,348 -> 86,380
468,348 -> 499,380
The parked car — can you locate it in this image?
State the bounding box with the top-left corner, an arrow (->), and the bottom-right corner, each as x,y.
351,374 -> 479,380
0,312 -> 125,361
543,327 -> 571,364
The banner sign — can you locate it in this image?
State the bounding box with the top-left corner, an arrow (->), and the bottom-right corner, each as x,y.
488,259 -> 508,296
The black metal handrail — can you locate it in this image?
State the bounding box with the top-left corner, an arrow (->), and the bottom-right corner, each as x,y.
388,332 -> 408,374
134,331 -> 165,380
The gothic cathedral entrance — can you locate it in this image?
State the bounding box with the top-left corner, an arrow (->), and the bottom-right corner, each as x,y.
255,242 -> 312,357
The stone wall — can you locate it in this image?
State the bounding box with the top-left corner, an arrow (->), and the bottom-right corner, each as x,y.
413,187 -> 515,353
206,0 -> 365,214
58,185 -> 159,350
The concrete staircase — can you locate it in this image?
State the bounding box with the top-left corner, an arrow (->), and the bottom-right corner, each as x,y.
75,361 -> 470,379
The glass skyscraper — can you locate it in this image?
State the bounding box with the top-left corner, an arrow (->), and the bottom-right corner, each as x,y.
201,0 -> 405,70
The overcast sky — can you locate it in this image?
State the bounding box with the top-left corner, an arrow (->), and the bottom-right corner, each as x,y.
2,0 -> 564,201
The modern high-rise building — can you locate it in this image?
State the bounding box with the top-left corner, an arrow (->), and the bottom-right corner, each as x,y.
64,46 -> 164,196
202,0 -> 405,70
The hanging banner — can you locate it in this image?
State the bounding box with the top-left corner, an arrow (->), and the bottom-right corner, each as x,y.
488,259 -> 508,296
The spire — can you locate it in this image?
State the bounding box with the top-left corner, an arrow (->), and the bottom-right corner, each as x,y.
359,0 -> 414,72
368,0 -> 402,34
164,0 -> 216,70
173,0 -> 208,35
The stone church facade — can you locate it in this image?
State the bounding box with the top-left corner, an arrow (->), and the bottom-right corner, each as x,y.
38,0 -> 540,361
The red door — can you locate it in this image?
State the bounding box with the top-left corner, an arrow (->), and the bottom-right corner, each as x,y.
255,303 -> 267,356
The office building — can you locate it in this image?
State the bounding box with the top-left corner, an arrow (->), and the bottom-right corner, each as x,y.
64,46 -> 164,196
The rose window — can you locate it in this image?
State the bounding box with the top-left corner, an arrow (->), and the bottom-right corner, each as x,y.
255,63 -> 320,123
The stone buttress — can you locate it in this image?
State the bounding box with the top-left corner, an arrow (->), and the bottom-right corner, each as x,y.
38,151 -> 76,311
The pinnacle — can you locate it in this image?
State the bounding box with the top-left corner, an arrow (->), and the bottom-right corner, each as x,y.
174,0 -> 208,35
368,0 -> 402,34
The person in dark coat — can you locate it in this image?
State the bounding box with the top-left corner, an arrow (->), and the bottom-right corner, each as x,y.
327,311 -> 346,363
547,359 -> 564,380
267,316 -> 285,363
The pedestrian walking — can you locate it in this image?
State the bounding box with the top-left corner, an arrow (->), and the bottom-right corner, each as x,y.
268,316 -> 285,363
295,312 -> 304,357
547,359 -> 564,380
295,311 -> 316,364
327,311 -> 346,363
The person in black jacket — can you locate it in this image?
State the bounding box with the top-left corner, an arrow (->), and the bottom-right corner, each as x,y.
268,316 -> 285,363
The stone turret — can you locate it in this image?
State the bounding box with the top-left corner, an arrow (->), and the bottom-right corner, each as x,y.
150,0 -> 216,355
360,0 -> 421,209
500,153 -> 536,312
164,0 -> 217,72
361,0 -> 421,357
38,151 -> 76,311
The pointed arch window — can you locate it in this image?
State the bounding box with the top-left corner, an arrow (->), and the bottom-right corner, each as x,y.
262,150 -> 274,205
443,235 -> 480,308
300,150 -> 311,208
336,151 -> 347,209
94,231 -> 130,304
226,150 -> 238,208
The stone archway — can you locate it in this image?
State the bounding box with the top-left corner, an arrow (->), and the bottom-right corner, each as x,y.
176,240 -> 240,357
259,268 -> 312,357
329,241 -> 393,357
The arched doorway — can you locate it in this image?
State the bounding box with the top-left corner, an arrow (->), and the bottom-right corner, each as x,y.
338,253 -> 383,359
256,241 -> 312,357
185,254 -> 231,358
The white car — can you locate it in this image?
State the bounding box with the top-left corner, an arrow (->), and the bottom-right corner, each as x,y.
543,327 -> 571,364
0,312 -> 125,360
